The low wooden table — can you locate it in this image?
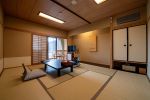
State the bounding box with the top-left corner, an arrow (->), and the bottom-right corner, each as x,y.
42,59 -> 73,76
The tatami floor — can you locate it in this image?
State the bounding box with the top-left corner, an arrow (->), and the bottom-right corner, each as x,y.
0,63 -> 150,100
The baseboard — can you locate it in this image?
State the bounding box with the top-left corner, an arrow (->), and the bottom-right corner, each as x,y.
80,61 -> 110,68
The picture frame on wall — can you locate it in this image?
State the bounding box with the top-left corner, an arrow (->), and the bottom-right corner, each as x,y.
89,34 -> 97,52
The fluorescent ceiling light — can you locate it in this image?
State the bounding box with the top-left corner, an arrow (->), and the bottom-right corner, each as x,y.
94,0 -> 106,4
39,12 -> 64,24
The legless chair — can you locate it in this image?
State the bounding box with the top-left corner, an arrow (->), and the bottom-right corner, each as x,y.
22,64 -> 46,81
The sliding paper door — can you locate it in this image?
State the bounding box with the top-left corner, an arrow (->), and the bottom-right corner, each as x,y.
32,35 -> 47,64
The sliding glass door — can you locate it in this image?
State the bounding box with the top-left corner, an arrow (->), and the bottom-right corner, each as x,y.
48,37 -> 67,60
56,38 -> 67,60
32,35 -> 67,64
48,37 -> 57,59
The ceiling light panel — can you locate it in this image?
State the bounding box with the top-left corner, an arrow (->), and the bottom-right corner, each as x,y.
39,12 -> 64,24
94,0 -> 106,4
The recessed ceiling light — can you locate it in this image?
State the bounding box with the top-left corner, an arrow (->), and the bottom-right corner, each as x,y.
94,0 -> 106,4
38,12 -> 64,24
71,0 -> 77,5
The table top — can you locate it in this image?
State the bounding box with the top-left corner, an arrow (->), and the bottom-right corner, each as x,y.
42,59 -> 72,69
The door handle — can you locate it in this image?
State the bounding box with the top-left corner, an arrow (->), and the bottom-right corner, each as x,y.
129,44 -> 132,46
123,44 -> 127,46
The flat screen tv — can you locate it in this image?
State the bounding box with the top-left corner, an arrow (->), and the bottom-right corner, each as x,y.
68,45 -> 76,52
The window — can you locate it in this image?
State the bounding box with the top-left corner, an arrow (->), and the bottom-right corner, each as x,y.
48,37 -> 56,59
56,38 -> 67,60
32,35 -> 47,64
32,35 -> 67,64
48,37 -> 67,60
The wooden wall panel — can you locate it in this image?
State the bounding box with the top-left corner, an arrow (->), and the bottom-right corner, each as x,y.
4,16 -> 67,38
0,1 -> 3,74
4,28 -> 31,57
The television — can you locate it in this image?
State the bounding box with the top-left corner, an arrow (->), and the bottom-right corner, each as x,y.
68,45 -> 76,52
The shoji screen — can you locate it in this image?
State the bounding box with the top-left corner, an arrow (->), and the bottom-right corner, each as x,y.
32,35 -> 47,64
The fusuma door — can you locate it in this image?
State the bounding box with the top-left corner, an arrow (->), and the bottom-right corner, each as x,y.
128,25 -> 146,62
113,28 -> 127,61
113,25 -> 146,63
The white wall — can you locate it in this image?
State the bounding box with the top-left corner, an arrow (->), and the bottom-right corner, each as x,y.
147,0 -> 150,79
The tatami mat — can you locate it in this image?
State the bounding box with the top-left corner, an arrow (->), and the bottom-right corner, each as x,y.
39,74 -> 73,89
48,71 -> 110,100
69,67 -> 88,76
62,67 -> 88,76
1,63 -> 150,100
0,68 -> 52,100
39,67 -> 87,89
96,71 -> 150,100
80,63 -> 116,76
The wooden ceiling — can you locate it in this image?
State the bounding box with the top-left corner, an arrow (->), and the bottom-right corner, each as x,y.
2,0 -> 147,31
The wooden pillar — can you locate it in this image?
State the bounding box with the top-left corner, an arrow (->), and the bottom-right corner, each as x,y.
110,17 -> 113,69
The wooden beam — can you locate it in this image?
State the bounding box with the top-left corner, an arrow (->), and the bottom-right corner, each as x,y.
49,0 -> 91,24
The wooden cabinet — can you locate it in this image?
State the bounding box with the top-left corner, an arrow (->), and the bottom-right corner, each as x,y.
113,25 -> 147,74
